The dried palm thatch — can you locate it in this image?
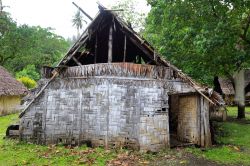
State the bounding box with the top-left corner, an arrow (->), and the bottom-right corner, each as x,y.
0,66 -> 28,96
218,78 -> 235,95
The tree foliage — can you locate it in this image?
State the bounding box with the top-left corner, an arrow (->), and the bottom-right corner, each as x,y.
16,64 -> 40,81
0,11 -> 70,78
72,10 -> 87,37
144,0 -> 250,85
111,0 -> 147,32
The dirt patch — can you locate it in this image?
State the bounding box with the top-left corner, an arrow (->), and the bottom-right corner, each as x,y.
106,148 -> 224,166
147,151 -> 223,166
107,152 -> 144,166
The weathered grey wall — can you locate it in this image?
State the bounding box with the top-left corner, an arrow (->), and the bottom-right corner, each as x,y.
20,78 -> 169,151
19,63 -> 209,150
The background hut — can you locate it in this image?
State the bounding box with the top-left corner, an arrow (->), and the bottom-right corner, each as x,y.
0,66 -> 27,116
214,73 -> 250,105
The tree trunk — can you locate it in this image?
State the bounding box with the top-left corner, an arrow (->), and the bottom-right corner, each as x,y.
234,69 -> 245,119
237,103 -> 245,119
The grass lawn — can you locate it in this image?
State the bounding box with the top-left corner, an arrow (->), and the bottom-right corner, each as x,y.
1,107 -> 250,165
187,107 -> 250,165
0,114 -> 117,166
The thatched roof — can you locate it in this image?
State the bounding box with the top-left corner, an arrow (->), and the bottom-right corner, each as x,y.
218,76 -> 250,96
218,78 -> 235,95
19,4 -> 223,118
0,66 -> 28,96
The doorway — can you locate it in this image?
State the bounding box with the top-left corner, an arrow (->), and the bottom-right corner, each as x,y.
169,94 -> 198,147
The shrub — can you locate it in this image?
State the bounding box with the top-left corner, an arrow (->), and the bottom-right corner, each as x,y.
17,76 -> 37,89
16,65 -> 40,81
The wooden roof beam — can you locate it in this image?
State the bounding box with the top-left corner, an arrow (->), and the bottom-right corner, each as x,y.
72,56 -> 82,66
72,2 -> 93,21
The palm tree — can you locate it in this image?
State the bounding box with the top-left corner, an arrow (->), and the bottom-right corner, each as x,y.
72,10 -> 86,38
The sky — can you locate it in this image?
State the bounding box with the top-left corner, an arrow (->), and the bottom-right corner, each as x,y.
2,0 -> 150,39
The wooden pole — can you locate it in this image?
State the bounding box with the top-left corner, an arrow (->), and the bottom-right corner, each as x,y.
72,2 -> 93,21
94,35 -> 98,64
19,70 -> 59,118
123,35 -> 127,62
72,56 -> 82,66
138,55 -> 142,64
108,25 -> 113,63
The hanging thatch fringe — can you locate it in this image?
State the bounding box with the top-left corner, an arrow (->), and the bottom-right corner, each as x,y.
61,63 -> 172,80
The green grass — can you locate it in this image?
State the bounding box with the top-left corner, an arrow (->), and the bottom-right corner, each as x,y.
227,106 -> 250,120
2,107 -> 250,165
188,107 -> 250,165
0,114 -> 117,166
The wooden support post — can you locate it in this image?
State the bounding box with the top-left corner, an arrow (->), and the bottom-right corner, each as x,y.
123,35 -> 127,62
200,97 -> 205,147
203,98 -> 212,147
138,55 -> 142,64
200,96 -> 212,147
94,35 -> 98,64
72,56 -> 82,66
108,25 -> 113,63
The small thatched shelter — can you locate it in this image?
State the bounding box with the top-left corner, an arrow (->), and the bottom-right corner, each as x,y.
0,66 -> 27,116
214,73 -> 250,105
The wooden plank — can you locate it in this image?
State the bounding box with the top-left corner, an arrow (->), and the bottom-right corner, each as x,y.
9,130 -> 19,136
200,97 -> 205,147
72,2 -> 93,21
123,35 -> 127,62
196,95 -> 201,145
108,25 -> 113,63
94,35 -> 98,63
203,98 -> 212,147
138,55 -> 142,64
72,56 -> 82,66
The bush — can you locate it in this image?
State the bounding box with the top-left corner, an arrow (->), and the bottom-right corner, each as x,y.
16,65 -> 40,81
17,76 -> 37,89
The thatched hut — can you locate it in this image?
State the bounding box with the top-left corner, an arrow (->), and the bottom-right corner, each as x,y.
214,73 -> 250,105
18,6 -> 222,152
0,66 -> 27,116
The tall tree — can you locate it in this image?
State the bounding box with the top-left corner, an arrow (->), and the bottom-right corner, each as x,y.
0,12 -> 69,78
72,10 -> 86,37
144,0 -> 250,118
111,0 -> 148,32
